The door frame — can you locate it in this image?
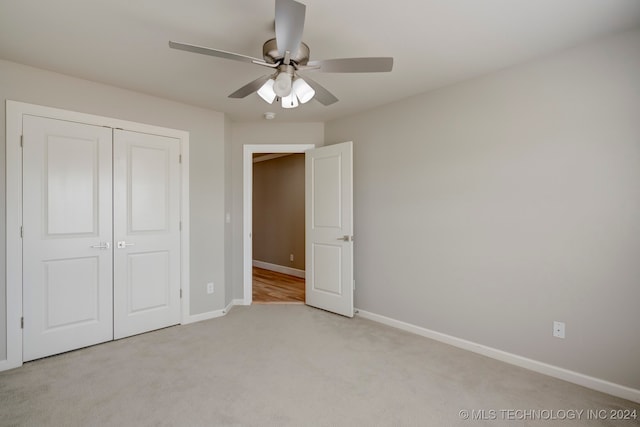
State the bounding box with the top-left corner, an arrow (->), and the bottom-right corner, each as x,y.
242,144 -> 315,305
4,100 -> 190,371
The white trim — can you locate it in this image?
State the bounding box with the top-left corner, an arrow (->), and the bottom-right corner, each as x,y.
243,144 -> 315,305
355,309 -> 640,404
177,299 -> 242,324
179,134 -> 191,322
232,298 -> 245,305
3,100 -> 190,371
253,260 -> 305,279
5,101 -> 25,370
183,308 -> 226,324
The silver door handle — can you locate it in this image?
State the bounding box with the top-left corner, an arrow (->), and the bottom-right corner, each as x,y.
90,242 -> 111,249
337,235 -> 354,242
117,241 -> 135,249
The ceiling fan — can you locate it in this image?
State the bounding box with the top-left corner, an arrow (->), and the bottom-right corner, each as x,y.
169,0 -> 393,109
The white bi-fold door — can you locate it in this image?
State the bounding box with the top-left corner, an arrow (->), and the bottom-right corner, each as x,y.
22,115 -> 181,361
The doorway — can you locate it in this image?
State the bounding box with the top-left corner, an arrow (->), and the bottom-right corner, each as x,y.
252,152 -> 306,303
242,141 -> 354,316
242,144 -> 315,305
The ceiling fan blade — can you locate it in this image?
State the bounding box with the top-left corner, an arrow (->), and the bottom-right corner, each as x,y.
169,41 -> 267,66
299,75 -> 338,106
228,75 -> 272,98
307,57 -> 394,73
275,0 -> 306,59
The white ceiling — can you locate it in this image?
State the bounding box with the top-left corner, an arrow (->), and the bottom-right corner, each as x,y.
1,0 -> 639,122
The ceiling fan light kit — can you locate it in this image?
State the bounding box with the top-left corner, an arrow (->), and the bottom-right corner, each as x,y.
257,74 -> 315,108
281,92 -> 299,109
169,0 -> 393,111
292,77 -> 315,103
257,79 -> 277,104
273,70 -> 293,97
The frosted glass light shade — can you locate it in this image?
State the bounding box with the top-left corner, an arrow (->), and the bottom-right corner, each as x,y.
257,79 -> 276,104
292,78 -> 315,104
281,92 -> 299,109
273,72 -> 292,97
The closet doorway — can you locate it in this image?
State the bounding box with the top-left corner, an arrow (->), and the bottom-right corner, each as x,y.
5,101 -> 190,369
22,116 -> 181,361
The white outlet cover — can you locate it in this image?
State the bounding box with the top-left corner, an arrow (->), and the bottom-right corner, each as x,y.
553,321 -> 565,338
207,282 -> 214,294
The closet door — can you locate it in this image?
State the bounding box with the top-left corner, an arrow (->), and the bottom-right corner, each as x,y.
113,130 -> 181,339
22,115 -> 114,361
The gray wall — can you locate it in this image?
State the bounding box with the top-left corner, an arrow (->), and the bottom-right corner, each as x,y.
253,154 -> 305,270
0,59 -> 227,360
325,29 -> 640,390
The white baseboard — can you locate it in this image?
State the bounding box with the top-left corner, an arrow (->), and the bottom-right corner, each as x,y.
355,309 -> 640,404
253,260 -> 305,279
183,299 -> 246,324
226,299 -> 242,312
183,308 -> 227,324
0,359 -> 21,373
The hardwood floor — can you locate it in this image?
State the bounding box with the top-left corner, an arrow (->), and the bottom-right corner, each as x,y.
252,267 -> 305,304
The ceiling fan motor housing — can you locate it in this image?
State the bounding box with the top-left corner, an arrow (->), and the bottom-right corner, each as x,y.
263,38 -> 310,66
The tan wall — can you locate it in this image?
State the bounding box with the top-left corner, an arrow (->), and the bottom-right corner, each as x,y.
326,29 -> 640,390
252,154 -> 305,270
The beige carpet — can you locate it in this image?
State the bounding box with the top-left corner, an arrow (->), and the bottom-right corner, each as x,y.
1,305 -> 638,426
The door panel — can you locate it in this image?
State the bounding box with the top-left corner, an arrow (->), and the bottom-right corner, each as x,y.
23,115 -> 113,361
130,145 -> 170,231
43,257 -> 101,328
46,136 -> 98,234
311,244 -> 342,295
113,130 -> 181,339
128,251 -> 170,313
305,141 -> 354,317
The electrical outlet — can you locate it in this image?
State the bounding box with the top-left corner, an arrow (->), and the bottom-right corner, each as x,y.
553,321 -> 565,339
207,282 -> 214,294
290,254 -> 294,262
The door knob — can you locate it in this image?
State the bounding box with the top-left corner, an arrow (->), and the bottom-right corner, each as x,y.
90,242 -> 111,249
337,235 -> 353,242
117,241 -> 135,249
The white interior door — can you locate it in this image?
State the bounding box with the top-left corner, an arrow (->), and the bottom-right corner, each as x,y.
305,141 -> 354,317
23,115 -> 114,361
113,129 -> 181,339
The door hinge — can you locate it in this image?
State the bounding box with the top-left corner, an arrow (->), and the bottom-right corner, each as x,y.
353,280 -> 356,291
20,226 -> 23,238
179,154 -> 182,164
21,317 -> 24,329
180,289 -> 183,299
20,135 -> 23,147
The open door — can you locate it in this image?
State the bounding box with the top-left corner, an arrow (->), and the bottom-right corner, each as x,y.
305,141 -> 353,317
